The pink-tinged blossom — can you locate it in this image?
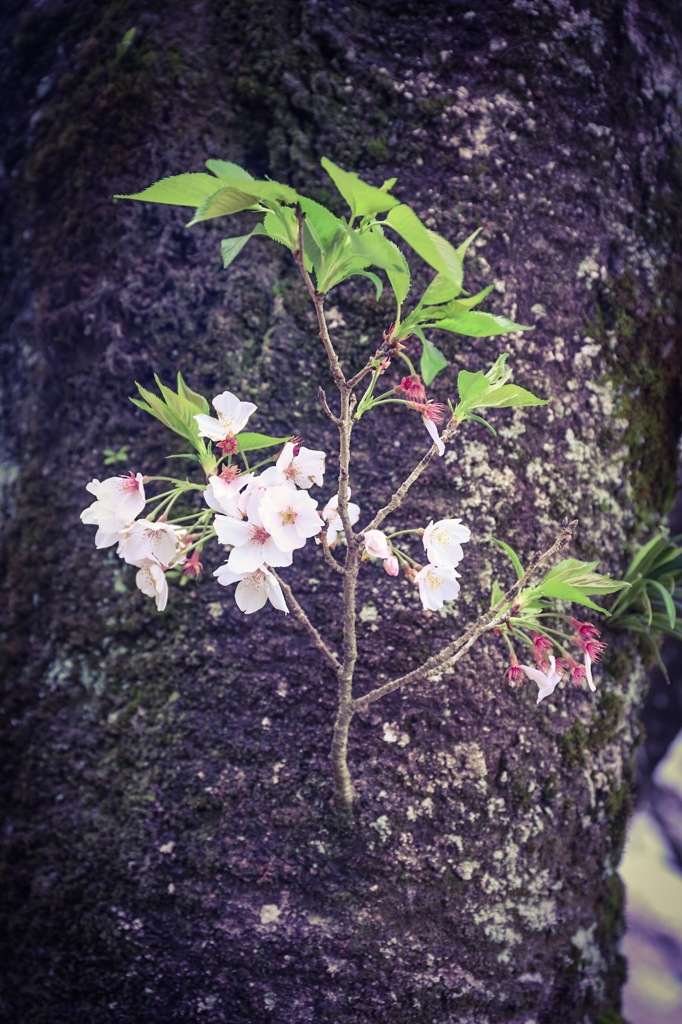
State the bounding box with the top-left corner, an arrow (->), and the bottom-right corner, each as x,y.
507,651 -> 524,688
194,390 -> 257,444
565,656 -> 588,687
520,656 -> 562,704
383,555 -> 400,577
423,518 -> 471,569
414,563 -> 461,611
214,513 -> 293,574
276,442 -> 326,490
118,520 -> 186,569
213,564 -> 288,615
204,472 -> 253,518
319,491 -> 360,545
80,472 -> 146,547
258,485 -> 322,552
568,617 -> 601,641
395,374 -> 427,403
364,530 -> 392,560
135,561 -> 169,611
410,401 -> 447,457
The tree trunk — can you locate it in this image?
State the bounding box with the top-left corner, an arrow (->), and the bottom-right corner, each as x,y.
1,1 -> 681,1022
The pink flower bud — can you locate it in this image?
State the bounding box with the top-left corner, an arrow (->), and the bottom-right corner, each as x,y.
383,555 -> 400,577
364,530 -> 391,560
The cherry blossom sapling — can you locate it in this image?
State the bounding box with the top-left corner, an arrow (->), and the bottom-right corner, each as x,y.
80,158 -> 631,821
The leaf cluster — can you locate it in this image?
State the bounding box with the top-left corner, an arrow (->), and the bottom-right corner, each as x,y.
608,530 -> 682,676
115,158 -> 533,389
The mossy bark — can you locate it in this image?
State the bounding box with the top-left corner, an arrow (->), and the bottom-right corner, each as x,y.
1,1 -> 681,1022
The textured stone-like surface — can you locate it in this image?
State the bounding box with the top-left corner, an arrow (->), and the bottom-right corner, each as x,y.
1,1 -> 681,1022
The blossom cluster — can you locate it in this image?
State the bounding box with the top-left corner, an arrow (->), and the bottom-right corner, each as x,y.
362,517 -> 471,611
508,618 -> 607,704
80,473 -> 187,611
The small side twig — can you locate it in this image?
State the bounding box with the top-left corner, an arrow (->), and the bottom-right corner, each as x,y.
360,416 -> 460,536
274,572 -> 342,673
320,529 -> 345,576
352,520 -> 577,711
318,386 -> 340,424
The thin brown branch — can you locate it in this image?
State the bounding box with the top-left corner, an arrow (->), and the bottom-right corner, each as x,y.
352,520 -> 577,711
318,386 -> 340,424
319,529 -> 345,576
360,416 -> 461,536
293,208 -> 346,389
273,572 -> 342,673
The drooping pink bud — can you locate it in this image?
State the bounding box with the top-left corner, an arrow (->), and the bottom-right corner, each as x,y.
507,651 -> 525,689
383,555 -> 400,577
182,550 -> 203,579
568,617 -> 601,641
395,374 -> 427,403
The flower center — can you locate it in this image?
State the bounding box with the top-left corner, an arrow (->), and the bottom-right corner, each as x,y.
279,507 -> 297,526
251,526 -> 271,545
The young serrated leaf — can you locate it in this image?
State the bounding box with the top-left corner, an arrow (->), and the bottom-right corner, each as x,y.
321,157 -> 400,220
421,272 -> 461,305
449,284 -> 495,311
298,196 -> 344,250
492,538 -> 524,579
355,271 -> 384,301
384,205 -> 463,293
237,432 -> 293,453
465,413 -> 497,436
220,234 -> 254,269
531,579 -> 607,614
430,310 -> 533,337
205,159 -> 254,181
543,558 -> 629,595
186,186 -> 261,226
457,369 -> 489,403
490,580 -> 506,608
473,383 -> 548,410
419,334 -> 449,386
176,373 -> 209,415
115,173 -> 227,208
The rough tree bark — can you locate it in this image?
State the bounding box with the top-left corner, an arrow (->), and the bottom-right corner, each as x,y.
1,1 -> 681,1022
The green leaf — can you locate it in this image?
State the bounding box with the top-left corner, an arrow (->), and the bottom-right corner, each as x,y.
465,413 -> 497,436
475,383 -> 548,410
175,372 -> 209,415
421,229 -> 481,303
429,310 -> 533,337
453,284 -> 495,311
531,580 -> 606,614
490,580 -> 505,608
492,538 -> 524,580
355,270 -> 384,301
419,334 -> 449,386
205,159 -> 254,181
298,196 -> 344,251
237,432 -> 293,453
187,177 -> 301,226
220,234 -> 254,269
542,557 -> 629,595
648,580 -> 676,629
457,369 -> 489,404
115,173 -> 227,208
384,205 -> 463,293
321,157 -> 400,220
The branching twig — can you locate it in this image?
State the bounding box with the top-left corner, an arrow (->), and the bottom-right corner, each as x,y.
274,572 -> 342,673
352,520 -> 577,711
318,386 -> 340,424
360,416 -> 460,536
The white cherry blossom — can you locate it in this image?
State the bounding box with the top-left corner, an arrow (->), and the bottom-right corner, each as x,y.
118,520 -> 186,568
364,530 -> 391,560
276,442 -> 326,489
80,472 -> 145,547
520,656 -> 563,704
214,512 -> 293,573
319,491 -> 360,545
414,563 -> 461,611
204,472 -> 253,518
258,485 -> 322,552
237,466 -> 291,520
135,560 -> 169,611
194,391 -> 257,443
423,518 -> 471,569
213,564 -> 289,614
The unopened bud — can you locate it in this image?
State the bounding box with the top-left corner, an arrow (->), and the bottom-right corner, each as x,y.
383,555 -> 400,577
